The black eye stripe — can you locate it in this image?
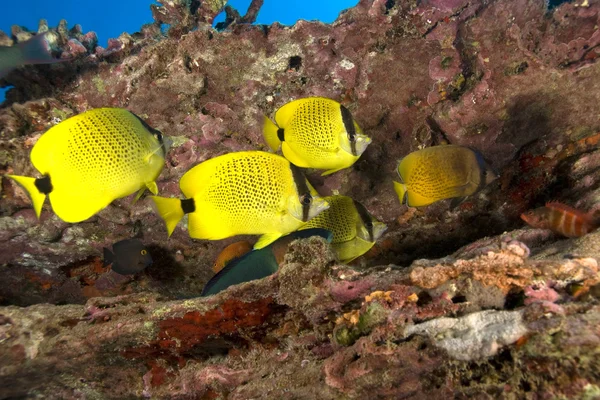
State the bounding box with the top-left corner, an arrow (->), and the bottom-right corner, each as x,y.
290,163 -> 312,222
353,199 -> 374,241
130,111 -> 166,156
340,105 -> 357,155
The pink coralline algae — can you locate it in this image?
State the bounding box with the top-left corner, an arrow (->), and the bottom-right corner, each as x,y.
2,0 -> 600,398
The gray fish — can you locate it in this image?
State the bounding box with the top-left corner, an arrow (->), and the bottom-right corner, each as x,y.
103,239 -> 153,275
0,33 -> 64,79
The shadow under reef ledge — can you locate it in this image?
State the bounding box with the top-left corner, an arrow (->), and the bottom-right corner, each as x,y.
0,228 -> 599,398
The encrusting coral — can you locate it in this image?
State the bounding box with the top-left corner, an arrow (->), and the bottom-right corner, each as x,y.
1,0 -> 600,397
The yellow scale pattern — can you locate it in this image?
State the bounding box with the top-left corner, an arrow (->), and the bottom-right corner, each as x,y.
405,149 -> 475,199
302,195 -> 356,243
287,98 -> 340,158
56,110 -> 151,195
199,153 -> 291,232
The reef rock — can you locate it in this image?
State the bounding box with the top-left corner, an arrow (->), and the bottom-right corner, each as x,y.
1,0 -> 600,398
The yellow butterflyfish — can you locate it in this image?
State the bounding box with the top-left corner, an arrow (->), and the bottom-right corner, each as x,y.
151,151 -> 329,249
263,97 -> 371,176
393,145 -> 497,208
6,108 -> 168,223
299,195 -> 387,263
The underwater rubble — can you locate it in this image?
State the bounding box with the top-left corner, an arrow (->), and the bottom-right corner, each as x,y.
1,234 -> 599,398
1,0 -> 600,397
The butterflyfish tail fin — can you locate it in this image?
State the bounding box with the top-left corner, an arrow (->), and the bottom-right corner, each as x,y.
6,175 -> 47,218
254,233 -> 283,249
151,196 -> 185,237
393,181 -> 408,206
103,247 -> 114,267
263,115 -> 282,151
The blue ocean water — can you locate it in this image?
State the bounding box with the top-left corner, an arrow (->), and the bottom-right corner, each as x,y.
0,0 -> 358,103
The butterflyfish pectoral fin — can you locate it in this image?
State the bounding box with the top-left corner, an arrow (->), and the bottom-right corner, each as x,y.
151,196 -> 186,237
133,182 -> 158,204
263,116 -> 282,151
254,233 -> 283,250
6,175 -> 47,219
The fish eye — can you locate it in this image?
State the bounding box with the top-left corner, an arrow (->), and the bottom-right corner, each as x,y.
366,221 -> 373,228
347,132 -> 356,142
141,249 -> 147,255
301,194 -> 312,205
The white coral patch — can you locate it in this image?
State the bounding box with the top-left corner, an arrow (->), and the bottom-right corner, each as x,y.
403,310 -> 528,361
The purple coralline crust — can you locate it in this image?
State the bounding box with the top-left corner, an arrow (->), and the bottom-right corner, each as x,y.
1,0 -> 600,397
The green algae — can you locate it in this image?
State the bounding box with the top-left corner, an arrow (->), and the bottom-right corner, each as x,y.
334,302 -> 388,346
92,76 -> 106,94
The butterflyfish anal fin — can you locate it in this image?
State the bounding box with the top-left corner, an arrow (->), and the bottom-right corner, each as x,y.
254,233 -> 283,249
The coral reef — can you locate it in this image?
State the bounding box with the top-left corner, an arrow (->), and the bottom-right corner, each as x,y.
1,233 -> 599,398
1,0 -> 600,397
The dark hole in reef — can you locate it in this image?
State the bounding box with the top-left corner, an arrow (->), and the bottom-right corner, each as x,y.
451,294 -> 467,304
418,342 -> 428,351
261,25 -> 270,37
548,0 -> 571,9
190,0 -> 201,15
520,378 -> 532,392
385,0 -> 396,11
288,56 -> 302,71
416,291 -> 433,306
183,54 -> 193,73
185,337 -> 238,358
504,289 -> 525,310
489,348 -> 513,372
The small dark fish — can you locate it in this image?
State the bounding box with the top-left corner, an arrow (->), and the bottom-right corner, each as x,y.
201,228 -> 333,296
103,239 -> 152,275
0,33 -> 65,79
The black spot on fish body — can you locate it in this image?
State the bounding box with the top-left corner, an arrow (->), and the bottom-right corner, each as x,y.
35,175 -> 53,194
181,198 -> 196,214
